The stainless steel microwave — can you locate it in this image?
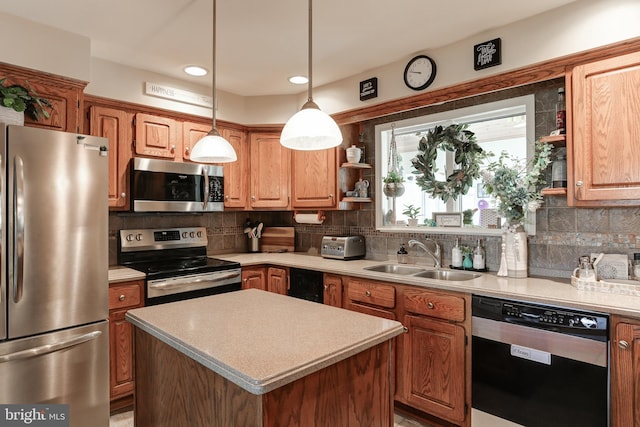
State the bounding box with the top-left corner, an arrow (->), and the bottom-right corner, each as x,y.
131,157 -> 224,212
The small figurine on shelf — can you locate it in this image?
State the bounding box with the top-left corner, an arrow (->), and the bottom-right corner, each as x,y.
462,252 -> 474,269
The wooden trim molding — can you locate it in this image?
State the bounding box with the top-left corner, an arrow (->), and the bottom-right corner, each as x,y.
333,36 -> 640,125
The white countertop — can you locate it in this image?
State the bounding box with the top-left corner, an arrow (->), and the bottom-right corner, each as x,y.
214,252 -> 640,318
108,266 -> 145,283
125,289 -> 404,395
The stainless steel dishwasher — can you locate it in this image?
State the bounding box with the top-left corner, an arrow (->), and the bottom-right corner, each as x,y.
471,295 -> 609,427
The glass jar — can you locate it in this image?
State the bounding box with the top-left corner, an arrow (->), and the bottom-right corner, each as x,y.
633,253 -> 640,280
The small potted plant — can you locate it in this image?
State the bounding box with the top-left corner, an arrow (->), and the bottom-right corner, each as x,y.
0,78 -> 53,124
462,208 -> 478,226
382,171 -> 405,197
402,204 -> 421,226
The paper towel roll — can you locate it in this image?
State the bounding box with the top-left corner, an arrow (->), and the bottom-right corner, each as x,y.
294,213 -> 324,224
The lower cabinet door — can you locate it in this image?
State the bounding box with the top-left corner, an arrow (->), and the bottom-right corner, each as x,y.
403,314 -> 466,424
110,309 -> 135,400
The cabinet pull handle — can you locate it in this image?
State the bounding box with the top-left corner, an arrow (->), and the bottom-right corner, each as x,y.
576,180 -> 583,187
427,301 -> 435,309
618,340 -> 630,350
324,284 -> 328,290
119,294 -> 126,301
365,290 -> 371,297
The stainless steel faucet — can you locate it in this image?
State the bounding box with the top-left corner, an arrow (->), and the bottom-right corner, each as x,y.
408,238 -> 441,269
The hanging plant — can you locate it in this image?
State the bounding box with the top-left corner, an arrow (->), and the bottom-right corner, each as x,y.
411,123 -> 486,203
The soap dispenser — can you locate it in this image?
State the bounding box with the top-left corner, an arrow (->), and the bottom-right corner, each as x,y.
452,238 -> 462,268
473,238 -> 485,270
397,244 -> 408,264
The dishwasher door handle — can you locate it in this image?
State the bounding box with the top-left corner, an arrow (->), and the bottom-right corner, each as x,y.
472,316 -> 607,367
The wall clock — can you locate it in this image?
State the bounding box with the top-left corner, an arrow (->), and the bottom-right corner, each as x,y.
403,55 -> 437,91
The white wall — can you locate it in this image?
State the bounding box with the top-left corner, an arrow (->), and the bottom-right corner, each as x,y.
2,0 -> 640,125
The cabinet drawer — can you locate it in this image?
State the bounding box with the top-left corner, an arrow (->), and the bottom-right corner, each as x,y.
403,289 -> 465,322
347,279 -> 395,308
109,283 -> 143,310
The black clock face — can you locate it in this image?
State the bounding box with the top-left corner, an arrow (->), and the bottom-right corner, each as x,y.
403,55 -> 437,91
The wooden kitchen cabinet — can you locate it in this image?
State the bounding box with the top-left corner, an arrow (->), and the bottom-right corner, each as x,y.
345,278 -> 396,320
267,266 -> 288,295
249,132 -> 291,209
242,267 -> 267,291
323,274 -> 343,308
90,106 -> 133,209
0,62 -> 86,133
134,113 -> 181,160
291,147 -> 338,209
221,127 -> 249,208
568,51 -> 640,206
399,288 -> 470,427
108,279 -> 144,413
181,120 -> 210,162
611,315 -> 640,427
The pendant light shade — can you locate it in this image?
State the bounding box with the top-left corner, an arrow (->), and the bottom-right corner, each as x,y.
191,0 -> 237,163
280,0 -> 342,151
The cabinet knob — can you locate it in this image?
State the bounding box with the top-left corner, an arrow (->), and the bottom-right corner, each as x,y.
576,181 -> 583,187
251,196 -> 256,201
427,301 -> 435,309
618,340 -> 630,350
225,195 -> 229,200
120,192 -> 126,198
324,284 -> 328,290
119,295 -> 126,301
170,145 -> 176,153
403,326 -> 409,333
329,193 -> 334,200
365,290 -> 372,297
185,146 -> 190,154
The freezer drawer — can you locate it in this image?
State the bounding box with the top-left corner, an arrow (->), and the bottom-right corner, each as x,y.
0,321 -> 109,427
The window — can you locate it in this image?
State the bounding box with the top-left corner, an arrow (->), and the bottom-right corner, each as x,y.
375,95 -> 536,235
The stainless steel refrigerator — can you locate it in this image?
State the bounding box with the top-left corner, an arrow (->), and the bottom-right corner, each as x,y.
0,124 -> 109,426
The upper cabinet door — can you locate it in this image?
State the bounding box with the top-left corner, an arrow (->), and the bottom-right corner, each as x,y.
570,51 -> 640,206
90,106 -> 133,209
182,121 -> 211,162
291,148 -> 338,209
221,127 -> 249,209
249,132 -> 290,209
134,113 -> 181,160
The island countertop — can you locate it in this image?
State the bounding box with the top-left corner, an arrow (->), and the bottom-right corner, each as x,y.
125,288 -> 404,395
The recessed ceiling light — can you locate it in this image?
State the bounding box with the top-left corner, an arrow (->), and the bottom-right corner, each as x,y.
289,75 -> 308,85
184,66 -> 208,77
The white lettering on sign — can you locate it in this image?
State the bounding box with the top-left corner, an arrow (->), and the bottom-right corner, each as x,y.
510,344 -> 551,365
145,82 -> 213,108
476,42 -> 497,67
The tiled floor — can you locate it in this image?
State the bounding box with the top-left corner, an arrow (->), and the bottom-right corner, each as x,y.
110,411 -> 433,427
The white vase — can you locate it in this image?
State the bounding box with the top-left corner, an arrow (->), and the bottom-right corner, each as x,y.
0,107 -> 24,126
505,230 -> 528,278
346,145 -> 362,163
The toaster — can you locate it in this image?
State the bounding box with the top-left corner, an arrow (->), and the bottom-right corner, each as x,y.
321,235 -> 366,260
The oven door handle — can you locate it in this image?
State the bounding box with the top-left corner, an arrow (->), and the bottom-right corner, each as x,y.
149,271 -> 241,289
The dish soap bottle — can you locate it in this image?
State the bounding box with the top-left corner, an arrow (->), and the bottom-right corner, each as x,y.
397,244 -> 408,264
452,238 -> 462,268
473,238 -> 485,270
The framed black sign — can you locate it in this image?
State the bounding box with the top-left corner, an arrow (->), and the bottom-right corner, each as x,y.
474,38 -> 501,71
359,77 -> 378,101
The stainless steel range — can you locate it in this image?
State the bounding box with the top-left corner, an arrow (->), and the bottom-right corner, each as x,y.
118,227 -> 241,305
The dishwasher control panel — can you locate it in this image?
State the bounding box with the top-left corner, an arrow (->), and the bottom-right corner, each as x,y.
472,295 -> 608,338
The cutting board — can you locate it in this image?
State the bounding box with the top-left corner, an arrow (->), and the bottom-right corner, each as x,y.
260,227 -> 295,252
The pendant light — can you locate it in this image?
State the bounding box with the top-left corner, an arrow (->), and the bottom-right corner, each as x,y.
190,0 -> 237,163
280,0 -> 343,151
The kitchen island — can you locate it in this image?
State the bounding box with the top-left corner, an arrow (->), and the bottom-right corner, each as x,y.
125,289 -> 404,426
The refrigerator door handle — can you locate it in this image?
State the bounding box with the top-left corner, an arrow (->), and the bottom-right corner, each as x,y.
0,330 -> 103,363
13,155 -> 25,304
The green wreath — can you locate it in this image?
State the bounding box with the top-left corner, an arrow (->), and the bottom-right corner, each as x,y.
411,123 -> 485,203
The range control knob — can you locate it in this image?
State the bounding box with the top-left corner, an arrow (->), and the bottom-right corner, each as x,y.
135,233 -> 143,241
125,233 -> 135,242
190,232 -> 196,238
182,232 -> 189,238
197,231 -> 203,238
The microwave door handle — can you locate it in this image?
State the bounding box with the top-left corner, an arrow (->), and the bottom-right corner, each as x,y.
13,156 -> 24,303
202,168 -> 209,210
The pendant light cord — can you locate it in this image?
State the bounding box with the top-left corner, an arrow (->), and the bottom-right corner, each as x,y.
212,0 -> 218,130
307,0 -> 313,103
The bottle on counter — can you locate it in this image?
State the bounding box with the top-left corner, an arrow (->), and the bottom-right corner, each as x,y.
633,253 -> 640,280
452,238 -> 462,268
556,87 -> 566,134
551,148 -> 567,188
473,238 -> 485,270
397,243 -> 408,264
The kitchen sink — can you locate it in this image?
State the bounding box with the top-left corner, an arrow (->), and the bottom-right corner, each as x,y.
413,270 -> 480,281
363,264 -> 425,275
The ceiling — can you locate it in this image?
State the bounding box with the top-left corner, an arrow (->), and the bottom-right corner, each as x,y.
0,0 -> 576,97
